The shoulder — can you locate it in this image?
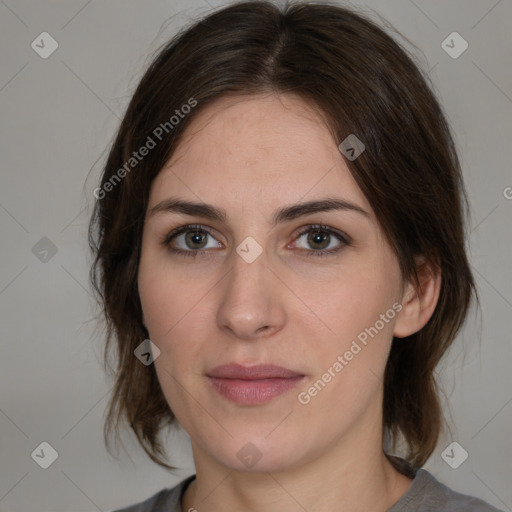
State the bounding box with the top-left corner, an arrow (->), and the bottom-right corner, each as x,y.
109,474 -> 196,512
390,468 -> 506,512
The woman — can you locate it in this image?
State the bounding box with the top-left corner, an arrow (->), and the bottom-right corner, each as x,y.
88,1 -> 505,511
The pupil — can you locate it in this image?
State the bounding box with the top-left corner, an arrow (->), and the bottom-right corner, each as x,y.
187,230 -> 206,248
309,230 -> 328,249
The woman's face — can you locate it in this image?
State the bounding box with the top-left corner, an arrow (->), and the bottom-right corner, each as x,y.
138,93 -> 405,473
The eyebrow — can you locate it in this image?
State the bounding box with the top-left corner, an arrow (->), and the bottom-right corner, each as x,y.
148,197 -> 370,225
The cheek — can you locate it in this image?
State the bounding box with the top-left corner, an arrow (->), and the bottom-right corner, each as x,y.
297,277 -> 398,424
302,255 -> 401,377
138,263 -> 203,416
138,252 -> 201,338
313,265 -> 399,341
137,255 -> 213,375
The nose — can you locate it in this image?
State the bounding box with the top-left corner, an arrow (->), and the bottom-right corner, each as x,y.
216,247 -> 286,341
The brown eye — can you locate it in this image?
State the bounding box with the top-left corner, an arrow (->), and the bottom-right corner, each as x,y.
292,224 -> 349,257
307,229 -> 331,250
162,224 -> 222,257
184,229 -> 209,249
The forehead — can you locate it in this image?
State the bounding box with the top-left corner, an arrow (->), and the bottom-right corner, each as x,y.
169,93 -> 334,167
149,93 -> 372,216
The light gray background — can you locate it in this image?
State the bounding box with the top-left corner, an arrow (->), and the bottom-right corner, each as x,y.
0,1 -> 511,511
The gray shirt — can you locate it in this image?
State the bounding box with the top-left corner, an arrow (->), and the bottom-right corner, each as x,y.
112,468 -> 505,512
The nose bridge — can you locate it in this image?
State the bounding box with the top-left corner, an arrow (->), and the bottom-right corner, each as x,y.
216,241 -> 283,339
226,242 -> 269,310
229,230 -> 269,292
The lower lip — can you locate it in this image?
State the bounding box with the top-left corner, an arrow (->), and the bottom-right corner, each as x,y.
206,376 -> 305,405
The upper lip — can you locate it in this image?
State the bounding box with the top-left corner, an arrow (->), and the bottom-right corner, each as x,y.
206,363 -> 303,380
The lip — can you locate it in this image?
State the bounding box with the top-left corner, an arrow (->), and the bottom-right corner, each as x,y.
206,363 -> 305,405
207,363 -> 303,379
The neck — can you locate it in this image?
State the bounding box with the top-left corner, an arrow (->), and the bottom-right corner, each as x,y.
182,434 -> 413,512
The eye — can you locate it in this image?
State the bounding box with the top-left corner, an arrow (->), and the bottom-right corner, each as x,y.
291,224 -> 349,257
161,224 -> 222,258
161,223 -> 350,259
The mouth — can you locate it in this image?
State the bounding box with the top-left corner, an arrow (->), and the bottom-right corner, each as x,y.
205,363 -> 305,405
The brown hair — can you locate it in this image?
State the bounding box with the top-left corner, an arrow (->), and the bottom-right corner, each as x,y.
88,0 -> 477,472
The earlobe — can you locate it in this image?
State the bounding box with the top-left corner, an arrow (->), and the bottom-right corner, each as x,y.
393,257 -> 441,338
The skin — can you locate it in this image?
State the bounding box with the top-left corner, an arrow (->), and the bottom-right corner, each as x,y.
137,93 -> 441,512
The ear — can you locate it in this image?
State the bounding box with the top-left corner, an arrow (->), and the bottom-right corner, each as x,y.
393,256 -> 442,338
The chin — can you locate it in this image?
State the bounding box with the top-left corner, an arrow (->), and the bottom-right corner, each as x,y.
209,434 -> 307,474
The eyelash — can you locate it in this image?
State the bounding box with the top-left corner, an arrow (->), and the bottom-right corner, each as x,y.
160,223 -> 350,259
